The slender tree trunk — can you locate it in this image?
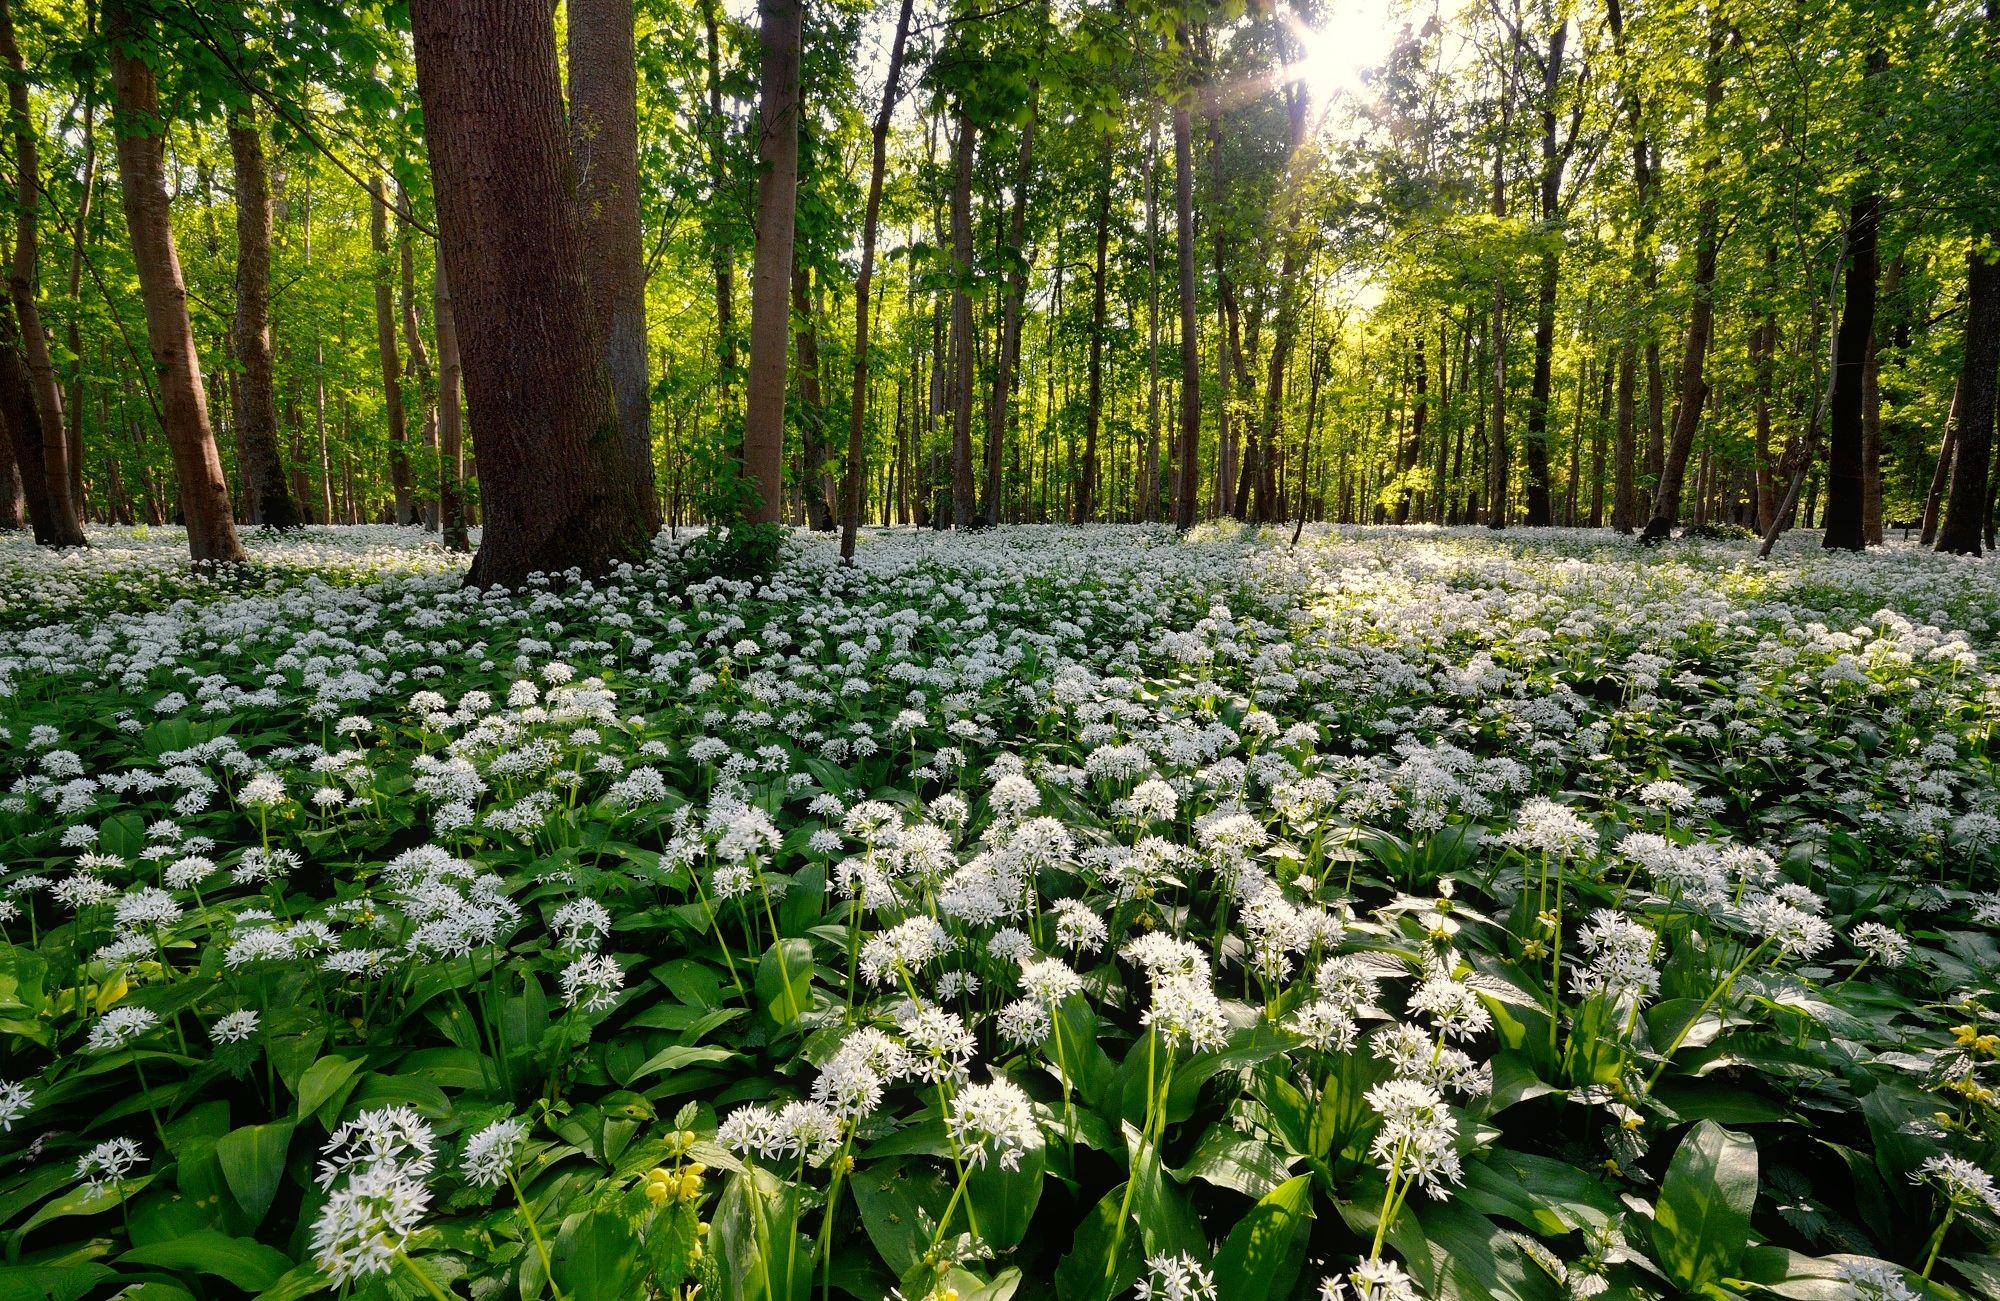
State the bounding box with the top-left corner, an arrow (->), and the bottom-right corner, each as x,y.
3,0 -> 83,546
0,302 -> 56,541
741,0 -> 802,522
700,0 -> 736,383
1172,41 -> 1200,532
1821,188 -> 1879,551
369,177 -> 413,524
841,0 -> 913,560
1937,243 -> 1999,555
396,181 -> 440,530
1752,253 -> 1778,531
434,259 -> 470,551
1920,384 -> 1958,546
1521,16 -> 1568,527
410,0 -> 648,586
62,95 -> 97,525
988,87 -> 1035,525
948,103 -> 976,528
228,109 -> 301,530
569,0 -> 659,533
793,266 -> 835,530
1143,110 -> 1161,523
106,0 -> 242,562
1077,151 -> 1110,523
1861,256 -> 1898,545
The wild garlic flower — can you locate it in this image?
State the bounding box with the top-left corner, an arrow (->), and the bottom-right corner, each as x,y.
947,1079 -> 1039,1170
311,1163 -> 431,1283
86,1006 -> 160,1054
1836,1259 -> 1919,1301
560,953 -> 626,1013
211,1010 -> 262,1043
1913,1154 -> 2000,1215
0,1081 -> 33,1131
1849,921 -> 1911,969
319,1106 -> 438,1189
1365,1077 -> 1463,1195
1503,797 -> 1596,858
76,1137 -> 146,1195
1138,1252 -> 1216,1301
460,1117 -> 531,1188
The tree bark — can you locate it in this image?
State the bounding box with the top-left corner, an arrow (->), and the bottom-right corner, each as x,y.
948,104 -> 977,528
1142,110 -> 1161,523
794,266 -> 836,530
107,0 -> 243,563
699,0 -> 736,384
3,0 -> 83,545
228,109 -> 302,529
1821,188 -> 1878,551
62,95 -> 97,525
741,0 -> 802,523
397,180 -> 439,530
410,0 -> 648,586
569,0 -> 660,534
1172,36 -> 1200,533
369,177 -> 414,524
988,85 -> 1035,526
1937,245 -> 1999,555
1077,150 -> 1110,523
1861,256 -> 1898,545
434,259 -> 470,551
1521,16 -> 1569,527
841,0 -> 913,559
0,419 -> 20,529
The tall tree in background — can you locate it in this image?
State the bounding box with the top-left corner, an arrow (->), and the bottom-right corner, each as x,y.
107,0 -> 243,563
369,177 -> 413,524
571,0 -> 661,535
2,0 -> 82,546
742,0 -> 803,523
229,107 -> 302,529
1520,9 -> 1578,527
410,0 -> 648,586
1172,24 -> 1200,532
434,260 -> 470,551
1936,244 -> 1998,555
1821,187 -> 1879,550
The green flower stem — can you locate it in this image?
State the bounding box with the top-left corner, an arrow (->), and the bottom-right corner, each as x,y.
395,1249 -> 458,1301
1922,1206 -> 1955,1279
506,1168 -> 566,1301
1646,934 -> 1774,1090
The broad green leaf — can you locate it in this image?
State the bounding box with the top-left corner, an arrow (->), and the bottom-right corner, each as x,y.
1410,1198 -> 1562,1301
292,1054 -> 363,1120
627,1044 -> 740,1083
852,1157 -> 953,1277
252,1267 -> 332,1301
1053,1183 -> 1144,1301
755,939 -> 814,1027
1652,1120 -> 1758,1293
968,1123 -> 1046,1252
1211,1174 -> 1314,1301
120,1229 -> 295,1291
216,1121 -> 295,1228
0,1262 -> 113,1301
1173,1125 -> 1293,1200
711,1168 -> 811,1301
339,1072 -> 452,1120
10,1174 -> 153,1247
553,1205 -> 644,1301
1125,1125 -> 1206,1263
1460,1150 -> 1624,1236
1651,1079 -> 1793,1126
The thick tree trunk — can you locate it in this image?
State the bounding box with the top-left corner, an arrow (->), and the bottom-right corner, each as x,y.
3,0 -> 83,546
410,0 -> 648,586
1821,189 -> 1878,551
841,0 -> 913,559
434,260 -> 470,552
948,105 -> 977,528
0,424 -> 20,528
1937,244 -> 1999,555
369,177 -> 414,524
107,0 -> 243,563
741,0 -> 802,523
228,109 -> 302,530
1077,152 -> 1110,523
569,0 -> 659,534
1172,46 -> 1200,533
0,302 -> 55,541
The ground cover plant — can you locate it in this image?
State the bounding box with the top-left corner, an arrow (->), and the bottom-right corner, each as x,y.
2,522 -> 1998,1301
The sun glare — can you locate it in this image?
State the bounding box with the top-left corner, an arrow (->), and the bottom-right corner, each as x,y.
1283,0 -> 1406,106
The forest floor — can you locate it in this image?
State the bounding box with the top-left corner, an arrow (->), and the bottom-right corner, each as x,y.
1,522 -> 1997,1301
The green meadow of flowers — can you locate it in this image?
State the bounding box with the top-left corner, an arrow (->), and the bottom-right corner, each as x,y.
1,522 -> 1997,1301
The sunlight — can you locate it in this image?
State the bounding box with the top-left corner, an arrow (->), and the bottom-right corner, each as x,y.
1282,0 -> 1405,106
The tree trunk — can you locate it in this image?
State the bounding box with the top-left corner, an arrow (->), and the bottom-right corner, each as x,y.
1521,16 -> 1568,527
409,0 -> 648,586
434,259 -> 470,551
988,86 -> 1035,526
841,0 -> 913,560
1937,243 -> 1999,555
1143,110 -> 1161,524
0,421 -> 20,529
1751,252 -> 1778,531
106,0 -> 243,563
1920,384 -> 1958,546
1078,151 -> 1110,523
794,266 -> 835,530
228,109 -> 302,530
569,0 -> 660,534
62,95 -> 97,526
700,0 -> 736,384
948,104 -> 977,528
369,177 -> 414,524
3,0 -> 83,546
1821,188 -> 1878,551
741,0 -> 802,523
1861,256 -> 1898,545
1172,42 -> 1200,532
397,181 -> 440,530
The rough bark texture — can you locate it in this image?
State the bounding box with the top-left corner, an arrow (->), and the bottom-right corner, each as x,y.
841,0 -> 914,561
229,110 -> 302,529
0,301 -> 56,541
1172,55 -> 1200,533
409,0 -> 648,587
569,0 -> 660,534
369,177 -> 413,524
0,425 -> 20,529
61,92 -> 97,525
3,0 -> 83,545
1822,189 -> 1878,552
741,0 -> 802,523
107,1 -> 243,563
1937,246 -> 1999,555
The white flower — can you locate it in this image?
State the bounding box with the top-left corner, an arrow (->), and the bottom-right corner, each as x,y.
211,1010 -> 261,1044
76,1137 -> 146,1195
1503,797 -> 1595,858
859,916 -> 950,986
1571,910 -> 1660,1002
86,1006 -> 160,1053
1138,1252 -> 1216,1301
0,1081 -> 33,1131
897,1004 -> 977,1082
461,1117 -> 530,1188
947,1079 -> 1039,1170
311,1163 -> 431,1283
550,898 -> 612,951
1365,1077 -> 1463,1196
560,953 -> 626,1012
1914,1154 -> 2000,1215
1849,921 -> 1910,969
319,1106 -> 438,1189
1837,1259 -> 1919,1301
1638,780 -> 1696,812
114,886 -> 181,933
1052,898 -> 1108,953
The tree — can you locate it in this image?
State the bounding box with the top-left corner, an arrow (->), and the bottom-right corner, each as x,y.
409,0 -> 649,586
570,0 -> 661,535
229,107 -> 303,529
1935,243 -> 1998,555
1171,25 -> 1200,532
742,0 -> 803,524
369,176 -> 414,525
1821,188 -> 1879,551
107,0 -> 244,564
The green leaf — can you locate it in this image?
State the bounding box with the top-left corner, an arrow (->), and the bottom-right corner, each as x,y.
967,1122 -> 1046,1252
553,1205 -> 644,1301
1054,1183 -> 1144,1301
755,939 -> 814,1027
1652,1120 -> 1758,1293
1460,1150 -> 1624,1236
1173,1125 -> 1293,1200
1126,1126 -> 1206,1263
0,1263 -> 114,1301
251,1264 -> 331,1301
216,1121 -> 295,1228
1409,1198 -> 1562,1301
292,1054 -> 363,1120
711,1169 -> 811,1301
1211,1174 -> 1314,1301
627,1045 -> 740,1083
1651,1079 -> 1793,1126
852,1157 -> 952,1277
10,1174 -> 153,1248
120,1229 -> 296,1291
